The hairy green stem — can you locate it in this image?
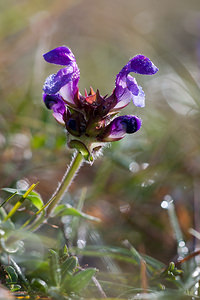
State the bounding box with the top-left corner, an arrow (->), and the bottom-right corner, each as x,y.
25,151 -> 84,231
46,151 -> 84,217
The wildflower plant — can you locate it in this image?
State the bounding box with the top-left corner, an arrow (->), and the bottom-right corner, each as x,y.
42,46 -> 158,215
0,46 -> 161,299
2,46 -> 200,300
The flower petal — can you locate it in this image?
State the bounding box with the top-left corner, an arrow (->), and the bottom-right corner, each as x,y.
132,86 -> 145,107
43,46 -> 75,66
59,66 -> 80,105
43,93 -> 66,125
43,46 -> 80,101
126,75 -> 140,94
128,55 -> 158,75
114,75 -> 140,110
100,115 -> 142,142
112,88 -> 132,111
114,55 -> 158,108
43,67 -> 74,94
59,82 -> 75,105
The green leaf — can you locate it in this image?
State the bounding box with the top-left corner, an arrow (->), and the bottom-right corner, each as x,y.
53,204 -> 100,222
69,268 -> 96,293
125,241 -> 143,265
63,244 -> 69,256
144,254 -> 165,270
5,266 -> 18,284
1,188 -> 22,195
48,287 -> 68,300
26,193 -> 43,210
10,284 -> 21,292
10,258 -> 30,290
71,245 -> 165,272
49,249 -> 61,287
1,188 -> 43,210
31,278 -> 48,293
0,191 -> 18,208
0,207 -> 15,229
61,256 -> 78,278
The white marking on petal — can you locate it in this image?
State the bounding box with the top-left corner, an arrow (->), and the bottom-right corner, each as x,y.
52,112 -> 65,125
59,83 -> 75,105
132,86 -> 145,107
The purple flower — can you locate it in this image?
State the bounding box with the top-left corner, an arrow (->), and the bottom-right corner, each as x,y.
43,46 -> 158,157
99,115 -> 142,142
43,93 -> 66,125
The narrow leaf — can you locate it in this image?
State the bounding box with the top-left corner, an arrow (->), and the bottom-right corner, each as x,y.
10,258 -> 29,290
0,191 -> 17,208
31,278 -> 48,293
49,250 -> 61,287
5,266 -> 18,284
61,256 -> 78,278
69,268 -> 96,292
26,194 -> 44,210
10,284 -> 21,292
1,187 -> 43,210
53,204 -> 100,222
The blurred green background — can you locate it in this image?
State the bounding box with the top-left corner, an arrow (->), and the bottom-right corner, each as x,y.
1,0 -> 200,266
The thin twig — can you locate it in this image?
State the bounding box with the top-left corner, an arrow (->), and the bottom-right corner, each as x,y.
92,276 -> 107,298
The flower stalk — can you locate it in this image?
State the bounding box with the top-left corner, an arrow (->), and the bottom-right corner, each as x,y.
24,151 -> 84,231
46,150 -> 84,217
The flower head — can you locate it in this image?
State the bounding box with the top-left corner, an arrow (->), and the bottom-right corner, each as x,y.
43,46 -> 158,161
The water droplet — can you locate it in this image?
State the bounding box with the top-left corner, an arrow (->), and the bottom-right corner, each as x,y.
164,194 -> 173,202
141,162 -> 149,170
178,241 -> 185,248
77,239 -> 86,249
129,161 -> 140,173
192,267 -> 200,278
16,179 -> 29,190
119,203 -> 130,213
141,179 -> 155,187
178,240 -> 188,257
195,282 -> 199,295
161,200 -> 169,209
0,229 -> 5,236
161,195 -> 174,209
